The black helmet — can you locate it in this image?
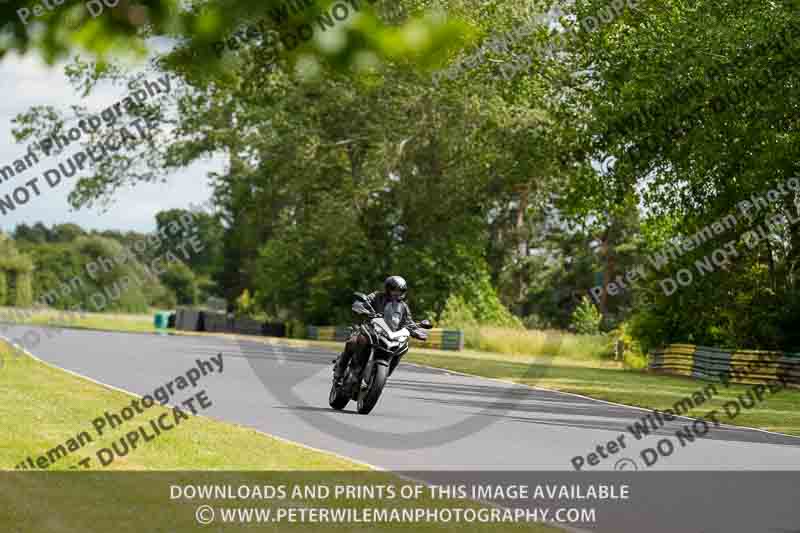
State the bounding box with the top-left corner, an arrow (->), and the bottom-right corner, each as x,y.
384,275 -> 408,301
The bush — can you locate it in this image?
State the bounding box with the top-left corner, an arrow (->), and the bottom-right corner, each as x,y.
235,289 -> 257,316
608,321 -> 648,368
25,236 -> 171,313
14,271 -> 34,307
0,237 -> 34,306
438,294 -> 479,329
523,313 -> 551,330
196,275 -> 218,304
462,269 -> 524,328
438,270 -> 523,330
161,262 -> 198,305
286,319 -> 306,339
149,286 -> 177,309
570,296 -> 603,334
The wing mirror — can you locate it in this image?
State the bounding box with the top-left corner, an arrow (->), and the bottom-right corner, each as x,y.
419,319 -> 433,329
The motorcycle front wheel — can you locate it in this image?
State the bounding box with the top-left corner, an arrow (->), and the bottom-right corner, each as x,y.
357,363 -> 389,415
329,381 -> 350,410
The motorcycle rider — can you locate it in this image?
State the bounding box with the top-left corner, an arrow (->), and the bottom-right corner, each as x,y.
332,275 -> 428,385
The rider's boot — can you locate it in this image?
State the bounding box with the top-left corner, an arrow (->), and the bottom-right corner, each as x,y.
333,351 -> 350,386
348,345 -> 369,390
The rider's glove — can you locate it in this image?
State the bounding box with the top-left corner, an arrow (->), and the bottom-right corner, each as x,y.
411,329 -> 428,341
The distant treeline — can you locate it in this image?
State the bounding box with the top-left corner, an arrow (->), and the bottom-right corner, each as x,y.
0,209 -> 224,313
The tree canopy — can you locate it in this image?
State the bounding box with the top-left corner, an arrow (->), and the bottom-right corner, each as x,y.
7,0 -> 800,350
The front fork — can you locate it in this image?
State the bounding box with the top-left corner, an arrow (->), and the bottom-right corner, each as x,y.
363,352 -> 393,385
362,354 -> 374,387
351,349 -> 394,398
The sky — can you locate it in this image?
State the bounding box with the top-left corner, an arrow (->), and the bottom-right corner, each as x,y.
0,52 -> 220,234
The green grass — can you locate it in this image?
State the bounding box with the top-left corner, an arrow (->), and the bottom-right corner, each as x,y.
0,306 -> 157,333
0,340 -> 555,533
460,325 -> 610,360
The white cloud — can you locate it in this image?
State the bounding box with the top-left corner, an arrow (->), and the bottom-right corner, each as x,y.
0,52 -> 220,234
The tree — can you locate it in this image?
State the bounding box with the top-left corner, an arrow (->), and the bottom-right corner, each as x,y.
160,261 -> 198,305
13,223 -> 51,244
50,223 -> 86,243
155,208 -> 223,276
10,0 -> 577,328
25,235 -> 173,312
1,1 -> 463,83
570,296 -> 602,335
558,0 -> 800,349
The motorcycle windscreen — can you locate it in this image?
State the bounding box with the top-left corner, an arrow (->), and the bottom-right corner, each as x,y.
373,318 -> 409,340
352,302 -> 371,316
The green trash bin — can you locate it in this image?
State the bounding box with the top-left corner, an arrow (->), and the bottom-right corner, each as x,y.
154,312 -> 168,330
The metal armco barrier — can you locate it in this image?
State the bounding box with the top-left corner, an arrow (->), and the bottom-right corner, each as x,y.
649,343 -> 800,386
306,326 -> 465,351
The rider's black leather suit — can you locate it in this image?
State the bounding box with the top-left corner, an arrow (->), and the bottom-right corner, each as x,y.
333,291 -> 421,379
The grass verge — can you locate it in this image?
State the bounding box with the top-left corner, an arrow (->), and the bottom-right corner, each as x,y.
0,306 -> 156,333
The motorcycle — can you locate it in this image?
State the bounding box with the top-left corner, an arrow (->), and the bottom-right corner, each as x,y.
329,292 -> 433,415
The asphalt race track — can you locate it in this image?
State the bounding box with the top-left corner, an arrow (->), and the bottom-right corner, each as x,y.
5,325 -> 800,532
5,326 -> 800,470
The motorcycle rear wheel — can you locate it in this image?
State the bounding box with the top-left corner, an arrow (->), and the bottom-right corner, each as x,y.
357,363 -> 389,415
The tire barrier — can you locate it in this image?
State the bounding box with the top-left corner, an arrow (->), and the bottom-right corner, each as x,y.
306,326 -> 351,342
306,325 -> 465,351
173,308 -> 464,350
202,311 -> 231,333
232,317 -> 263,336
262,322 -> 286,337
173,308 -> 287,338
649,343 -> 800,386
411,329 -> 464,351
174,308 -> 201,331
